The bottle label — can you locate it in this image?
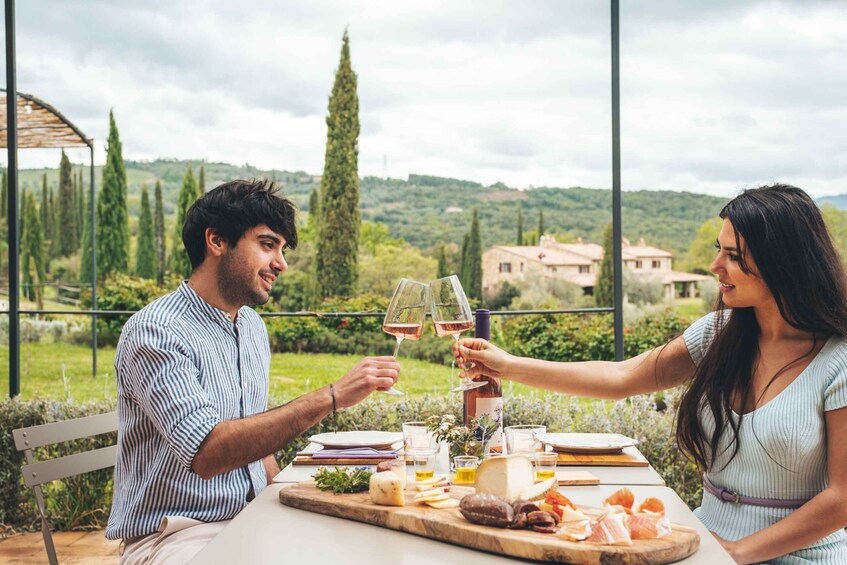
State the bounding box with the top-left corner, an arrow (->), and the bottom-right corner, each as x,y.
474,396 -> 504,453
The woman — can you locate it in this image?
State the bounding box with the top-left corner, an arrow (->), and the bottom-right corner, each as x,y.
455,184 -> 847,564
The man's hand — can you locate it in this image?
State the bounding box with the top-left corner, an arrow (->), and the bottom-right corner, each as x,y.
454,338 -> 514,381
333,356 -> 401,409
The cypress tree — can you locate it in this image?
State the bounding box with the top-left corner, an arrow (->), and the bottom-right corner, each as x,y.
197,165 -> 205,199
436,242 -> 450,278
80,188 -> 92,284
174,166 -> 197,274
460,233 -> 470,292
154,180 -> 166,285
538,209 -> 544,240
315,30 -> 361,298
467,209 -> 482,301
308,187 -> 320,229
74,169 -> 84,244
21,192 -> 45,308
171,165 -> 198,277
41,175 -> 52,255
595,223 -> 614,307
96,110 -> 130,278
516,207 -> 523,246
135,186 -> 156,279
59,150 -> 79,255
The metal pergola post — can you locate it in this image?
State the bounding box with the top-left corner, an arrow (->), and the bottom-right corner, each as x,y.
611,0 -> 624,361
5,0 -> 20,396
90,144 -> 97,376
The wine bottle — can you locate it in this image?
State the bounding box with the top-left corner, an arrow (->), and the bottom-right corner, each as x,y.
463,309 -> 504,454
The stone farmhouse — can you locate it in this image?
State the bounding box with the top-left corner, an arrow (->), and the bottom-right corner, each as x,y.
482,235 -> 709,301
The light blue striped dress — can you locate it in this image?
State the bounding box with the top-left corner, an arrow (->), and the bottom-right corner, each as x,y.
683,312 -> 847,564
106,282 -> 270,541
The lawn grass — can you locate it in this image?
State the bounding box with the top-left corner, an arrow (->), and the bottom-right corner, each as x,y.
0,343 -> 544,402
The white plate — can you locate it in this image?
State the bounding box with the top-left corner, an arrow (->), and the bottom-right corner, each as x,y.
309,431 -> 401,450
545,433 -> 638,455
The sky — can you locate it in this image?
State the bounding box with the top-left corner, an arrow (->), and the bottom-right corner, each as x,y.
2,0 -> 846,198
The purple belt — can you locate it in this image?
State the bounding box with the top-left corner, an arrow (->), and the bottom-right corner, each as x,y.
702,475 -> 808,509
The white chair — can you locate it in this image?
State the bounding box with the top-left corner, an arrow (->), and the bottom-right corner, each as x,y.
12,411 -> 118,565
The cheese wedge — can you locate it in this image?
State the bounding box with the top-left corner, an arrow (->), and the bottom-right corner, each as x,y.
474,455 -> 534,502
369,471 -> 405,506
518,477 -> 557,501
425,497 -> 460,509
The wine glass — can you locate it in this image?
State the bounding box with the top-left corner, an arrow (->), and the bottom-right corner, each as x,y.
429,275 -> 486,392
382,278 -> 428,396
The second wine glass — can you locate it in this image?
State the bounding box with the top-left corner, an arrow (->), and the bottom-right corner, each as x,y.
382,278 -> 428,396
429,275 -> 486,392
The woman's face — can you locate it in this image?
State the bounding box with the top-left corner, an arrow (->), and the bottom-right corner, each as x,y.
710,218 -> 774,309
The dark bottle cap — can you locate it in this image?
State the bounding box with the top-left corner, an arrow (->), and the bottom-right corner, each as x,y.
475,309 -> 490,340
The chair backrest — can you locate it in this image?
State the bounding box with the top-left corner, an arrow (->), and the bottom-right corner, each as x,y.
12,411 -> 119,565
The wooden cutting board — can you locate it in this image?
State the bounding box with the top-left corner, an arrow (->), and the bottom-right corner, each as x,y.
556,471 -> 601,486
555,447 -> 649,467
278,481 -> 699,565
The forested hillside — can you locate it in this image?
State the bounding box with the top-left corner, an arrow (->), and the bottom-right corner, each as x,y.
18,159 -> 730,256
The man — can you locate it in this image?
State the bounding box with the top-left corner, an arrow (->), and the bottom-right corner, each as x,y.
106,179 -> 400,564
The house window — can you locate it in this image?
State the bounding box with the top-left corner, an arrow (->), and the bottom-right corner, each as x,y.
520,262 -> 524,273
499,262 -> 512,273
652,260 -> 661,269
551,267 -> 558,273
579,265 -> 590,274
635,260 -> 643,269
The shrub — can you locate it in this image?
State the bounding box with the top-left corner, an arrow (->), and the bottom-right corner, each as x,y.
0,398 -> 116,533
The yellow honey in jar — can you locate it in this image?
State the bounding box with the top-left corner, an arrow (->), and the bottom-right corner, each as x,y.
455,468 -> 476,484
415,469 -> 435,481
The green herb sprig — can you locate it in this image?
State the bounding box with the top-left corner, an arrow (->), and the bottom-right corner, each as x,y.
312,466 -> 373,494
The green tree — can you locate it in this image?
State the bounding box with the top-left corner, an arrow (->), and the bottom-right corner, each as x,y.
538,209 -> 544,238
359,243 -> 437,296
516,207 -> 523,246
59,150 -> 80,256
315,30 -> 361,299
436,243 -> 450,278
679,217 -> 723,274
308,187 -> 320,229
96,110 -> 130,278
40,175 -> 52,259
76,169 -> 85,245
80,188 -> 92,284
197,165 -> 205,198
595,223 -> 614,307
154,180 -> 166,285
170,165 -> 198,277
135,186 -> 156,279
460,232 -> 470,291
466,209 -> 483,301
21,192 -> 45,308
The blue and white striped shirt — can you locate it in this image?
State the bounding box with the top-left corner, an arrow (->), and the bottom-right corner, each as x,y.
106,282 -> 270,540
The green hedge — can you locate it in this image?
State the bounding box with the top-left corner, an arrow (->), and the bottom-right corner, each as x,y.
1,390 -> 701,534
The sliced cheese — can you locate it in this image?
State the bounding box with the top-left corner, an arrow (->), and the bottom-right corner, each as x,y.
413,487 -> 446,501
425,497 -> 460,509
369,471 -> 405,507
415,474 -> 448,486
518,477 -> 557,501
415,493 -> 450,505
474,455 -> 535,502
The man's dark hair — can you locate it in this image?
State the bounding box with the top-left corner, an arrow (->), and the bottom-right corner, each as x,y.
182,179 -> 298,269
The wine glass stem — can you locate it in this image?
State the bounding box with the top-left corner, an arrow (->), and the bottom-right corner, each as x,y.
393,336 -> 403,358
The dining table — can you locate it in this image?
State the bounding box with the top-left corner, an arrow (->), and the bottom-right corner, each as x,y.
188,436 -> 734,565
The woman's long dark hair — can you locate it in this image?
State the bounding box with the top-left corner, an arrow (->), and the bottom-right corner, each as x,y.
675,184 -> 847,471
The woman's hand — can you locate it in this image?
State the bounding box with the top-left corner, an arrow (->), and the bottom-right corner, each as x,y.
453,338 -> 514,381
711,532 -> 749,564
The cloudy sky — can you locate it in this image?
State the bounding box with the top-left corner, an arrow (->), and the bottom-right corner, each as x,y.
2,0 -> 846,198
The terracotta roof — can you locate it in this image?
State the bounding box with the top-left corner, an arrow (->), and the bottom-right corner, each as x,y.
491,245 -> 593,266
0,90 -> 92,148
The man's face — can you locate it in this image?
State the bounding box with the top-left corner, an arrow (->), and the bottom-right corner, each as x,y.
218,224 -> 288,309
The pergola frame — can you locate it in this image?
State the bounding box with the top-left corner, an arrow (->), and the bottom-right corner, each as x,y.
2,0 -> 624,397
4,0 -> 98,396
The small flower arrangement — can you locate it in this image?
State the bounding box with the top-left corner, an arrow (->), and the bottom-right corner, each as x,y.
425,413 -> 500,460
